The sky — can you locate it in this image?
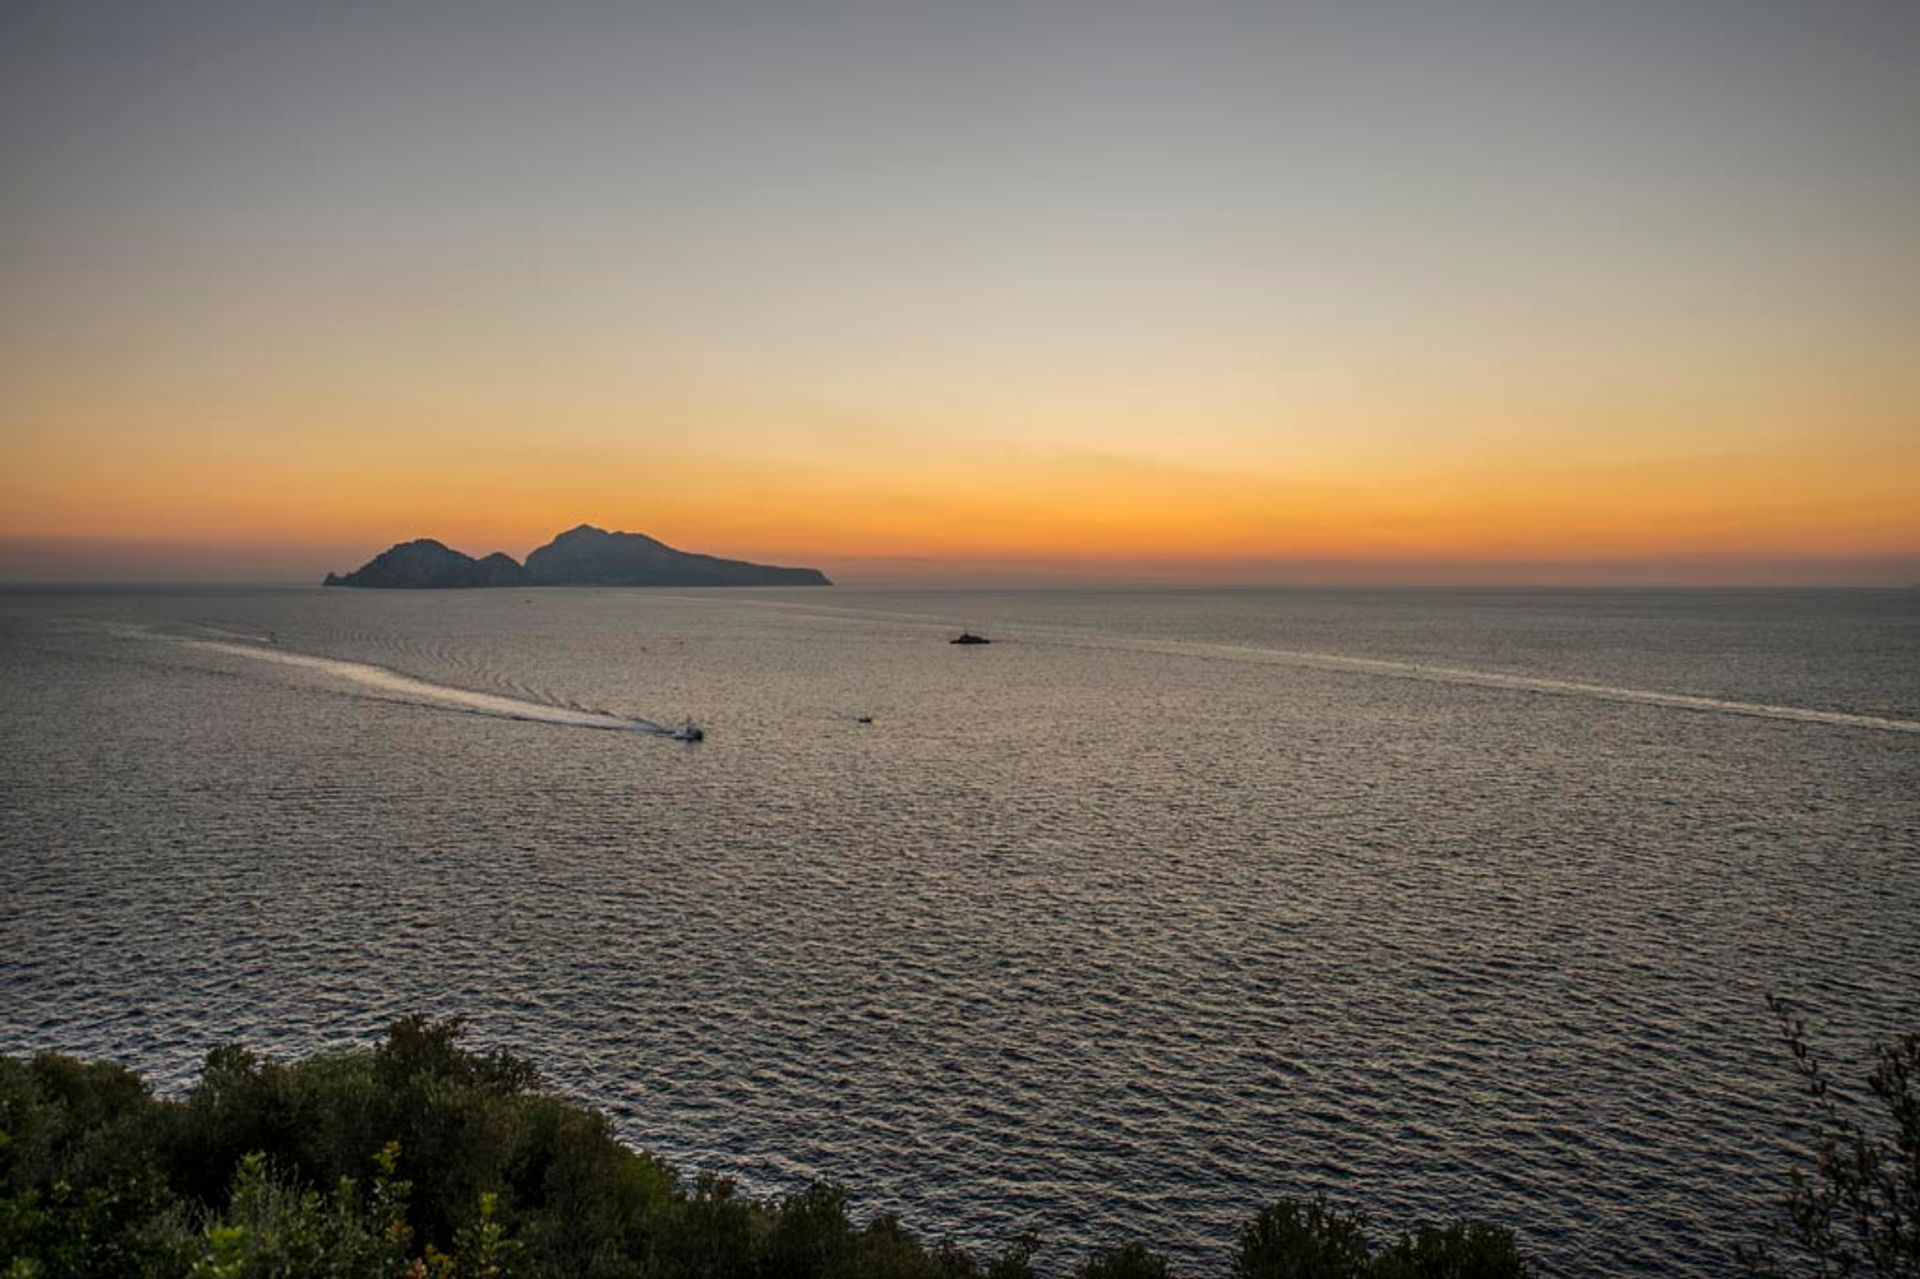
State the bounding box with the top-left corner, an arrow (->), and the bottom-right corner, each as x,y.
2,0 -> 1916,584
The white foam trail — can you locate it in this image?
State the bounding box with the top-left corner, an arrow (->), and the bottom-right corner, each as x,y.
193,622 -> 279,645
180,639 -> 677,734
637,594 -> 1920,734
1043,633 -> 1920,735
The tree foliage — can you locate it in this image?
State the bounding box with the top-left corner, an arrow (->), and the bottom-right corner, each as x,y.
1231,1197 -> 1527,1279
1742,997 -> 1920,1278
2,1017 -> 1533,1277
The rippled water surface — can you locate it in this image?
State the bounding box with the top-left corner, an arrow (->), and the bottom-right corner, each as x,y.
3,586 -> 1917,1274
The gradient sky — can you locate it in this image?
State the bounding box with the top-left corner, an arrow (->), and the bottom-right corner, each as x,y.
3,0 -> 1917,583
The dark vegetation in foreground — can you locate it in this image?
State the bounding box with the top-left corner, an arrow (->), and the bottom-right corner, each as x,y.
2,1011 -> 1914,1278
0,1019 -> 1523,1278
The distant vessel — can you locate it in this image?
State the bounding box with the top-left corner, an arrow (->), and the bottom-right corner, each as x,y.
670,721 -> 705,742
950,632 -> 991,645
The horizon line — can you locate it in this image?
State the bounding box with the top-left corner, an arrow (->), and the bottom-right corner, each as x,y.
2,534 -> 1917,590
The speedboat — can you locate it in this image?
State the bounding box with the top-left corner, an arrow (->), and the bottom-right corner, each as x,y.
671,721 -> 705,742
950,632 -> 991,645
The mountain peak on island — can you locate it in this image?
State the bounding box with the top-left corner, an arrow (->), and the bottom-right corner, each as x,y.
324,525 -> 829,589
522,524 -> 824,586
322,538 -> 528,589
550,523 -> 663,549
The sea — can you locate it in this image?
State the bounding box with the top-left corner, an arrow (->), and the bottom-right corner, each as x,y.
2,584 -> 1916,1274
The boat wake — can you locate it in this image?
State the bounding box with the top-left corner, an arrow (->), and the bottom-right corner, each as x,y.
638,595 -> 1920,735
177,638 -> 693,737
1051,634 -> 1920,735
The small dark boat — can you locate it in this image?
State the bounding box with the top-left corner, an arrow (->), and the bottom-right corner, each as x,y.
670,721 -> 705,742
855,715 -> 873,724
950,632 -> 991,645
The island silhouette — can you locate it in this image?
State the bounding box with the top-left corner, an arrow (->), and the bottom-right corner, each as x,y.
324,524 -> 830,588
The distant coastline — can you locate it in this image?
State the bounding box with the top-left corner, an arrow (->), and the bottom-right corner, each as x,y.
324,523 -> 830,588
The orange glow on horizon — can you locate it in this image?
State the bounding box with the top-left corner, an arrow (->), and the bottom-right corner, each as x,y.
4,402 -> 1916,582
6,296 -> 1915,582
4,5 -> 1918,585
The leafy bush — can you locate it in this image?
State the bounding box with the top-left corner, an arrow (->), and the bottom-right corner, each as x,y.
1234,1198 -> 1372,1279
1372,1222 -> 1530,1278
1232,1196 -> 1526,1279
0,1053 -> 193,1278
1076,1241 -> 1172,1279
1,1017 -> 1536,1277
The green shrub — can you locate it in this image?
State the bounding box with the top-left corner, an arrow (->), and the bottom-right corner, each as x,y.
1232,1198 -> 1529,1279
0,1018 -> 1545,1278
1372,1222 -> 1530,1278
1233,1198 -> 1371,1279
1076,1240 -> 1173,1279
0,1055 -> 193,1278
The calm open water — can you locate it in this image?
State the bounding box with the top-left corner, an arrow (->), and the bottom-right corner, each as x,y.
2,585 -> 1917,1274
